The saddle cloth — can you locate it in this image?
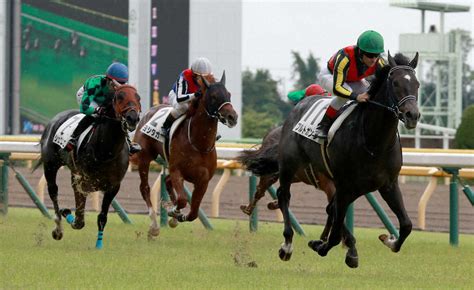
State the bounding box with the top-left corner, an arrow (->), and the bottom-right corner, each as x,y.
140,108 -> 186,144
293,99 -> 357,144
53,114 -> 93,150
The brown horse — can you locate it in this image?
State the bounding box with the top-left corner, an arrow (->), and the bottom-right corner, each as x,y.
132,71 -> 238,236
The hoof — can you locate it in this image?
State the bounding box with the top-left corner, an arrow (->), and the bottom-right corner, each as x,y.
59,208 -> 72,218
240,205 -> 252,216
278,248 -> 292,261
267,201 -> 279,210
148,227 -> 160,237
379,234 -> 399,252
308,240 -> 323,252
345,253 -> 359,268
168,218 -> 178,228
52,229 -> 63,240
71,221 -> 84,230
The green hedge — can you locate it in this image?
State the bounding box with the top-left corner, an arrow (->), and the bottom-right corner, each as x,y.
454,104 -> 474,149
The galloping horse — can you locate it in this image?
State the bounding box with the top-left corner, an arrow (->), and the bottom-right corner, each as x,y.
132,71 -> 238,236
238,125 -> 336,241
276,52 -> 420,268
38,85 -> 141,249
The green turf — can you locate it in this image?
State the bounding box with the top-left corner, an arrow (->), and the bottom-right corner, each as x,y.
1,208 -> 473,289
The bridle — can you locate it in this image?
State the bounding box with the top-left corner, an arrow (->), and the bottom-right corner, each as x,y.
111,87 -> 141,133
367,65 -> 417,122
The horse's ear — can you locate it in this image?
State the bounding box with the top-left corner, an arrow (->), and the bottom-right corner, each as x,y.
387,50 -> 397,67
201,76 -> 211,88
220,70 -> 226,86
408,52 -> 419,69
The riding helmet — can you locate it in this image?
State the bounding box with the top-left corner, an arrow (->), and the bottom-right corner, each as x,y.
357,30 -> 384,54
191,57 -> 213,76
106,62 -> 129,84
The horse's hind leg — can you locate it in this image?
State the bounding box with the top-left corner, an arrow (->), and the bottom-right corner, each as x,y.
95,185 -> 120,249
138,158 -> 160,237
44,163 -> 63,240
378,182 -> 412,252
240,174 -> 278,215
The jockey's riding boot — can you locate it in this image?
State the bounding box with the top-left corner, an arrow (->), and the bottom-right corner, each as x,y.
65,114 -> 95,152
126,135 -> 142,155
315,114 -> 334,139
159,114 -> 177,139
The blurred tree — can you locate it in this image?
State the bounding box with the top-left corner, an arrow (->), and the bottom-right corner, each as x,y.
291,51 -> 320,91
242,69 -> 291,138
454,104 -> 474,149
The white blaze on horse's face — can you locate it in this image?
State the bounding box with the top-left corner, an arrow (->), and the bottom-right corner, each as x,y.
404,75 -> 411,81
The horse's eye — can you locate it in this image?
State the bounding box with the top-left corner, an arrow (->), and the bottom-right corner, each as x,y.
135,93 -> 141,102
393,80 -> 400,87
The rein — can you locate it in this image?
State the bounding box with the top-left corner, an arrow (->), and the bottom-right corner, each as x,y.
367,65 -> 417,121
187,116 -> 215,154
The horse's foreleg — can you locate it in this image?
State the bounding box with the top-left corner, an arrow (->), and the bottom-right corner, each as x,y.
167,171 -> 186,222
240,174 -> 278,215
184,181 -> 209,222
138,160 -> 160,237
95,186 -> 120,249
44,164 -> 63,240
310,192 -> 352,259
277,160 -> 298,261
378,182 -> 412,252
70,177 -> 86,230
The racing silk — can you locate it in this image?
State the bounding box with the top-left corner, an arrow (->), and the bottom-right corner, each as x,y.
327,45 -> 385,99
79,75 -> 113,115
171,69 -> 200,103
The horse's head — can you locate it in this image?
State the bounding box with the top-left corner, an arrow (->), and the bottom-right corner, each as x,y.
386,52 -> 421,129
198,71 -> 238,128
112,85 -> 142,131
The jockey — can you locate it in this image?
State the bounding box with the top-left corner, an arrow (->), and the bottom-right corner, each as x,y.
159,57 -> 213,138
315,30 -> 386,139
287,84 -> 330,105
66,62 -> 142,154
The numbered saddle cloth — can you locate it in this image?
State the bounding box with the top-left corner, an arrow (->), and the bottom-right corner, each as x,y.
140,107 -> 186,144
53,114 -> 93,149
292,99 -> 357,144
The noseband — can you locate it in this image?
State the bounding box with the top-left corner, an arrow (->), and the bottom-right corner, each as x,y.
367,65 -> 417,121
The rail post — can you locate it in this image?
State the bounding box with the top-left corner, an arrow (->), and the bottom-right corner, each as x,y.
365,192 -> 399,238
443,167 -> 459,246
345,203 -> 354,234
111,199 -> 133,224
0,153 -> 10,215
249,175 -> 258,232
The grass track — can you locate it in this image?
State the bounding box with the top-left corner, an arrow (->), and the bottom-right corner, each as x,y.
1,208 -> 473,289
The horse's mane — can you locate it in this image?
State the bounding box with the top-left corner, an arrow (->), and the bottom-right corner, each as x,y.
367,53 -> 410,97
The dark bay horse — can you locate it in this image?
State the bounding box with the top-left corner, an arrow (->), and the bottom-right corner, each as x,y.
39,85 -> 141,249
238,125 -> 336,241
276,52 -> 420,268
132,71 -> 238,236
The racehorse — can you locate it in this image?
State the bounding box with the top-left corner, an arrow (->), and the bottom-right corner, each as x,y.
237,125 -> 336,241
276,52 -> 420,268
132,71 -> 238,237
38,85 -> 141,249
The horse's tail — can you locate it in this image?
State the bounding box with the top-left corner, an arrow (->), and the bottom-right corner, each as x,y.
237,126 -> 282,176
237,147 -> 279,176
